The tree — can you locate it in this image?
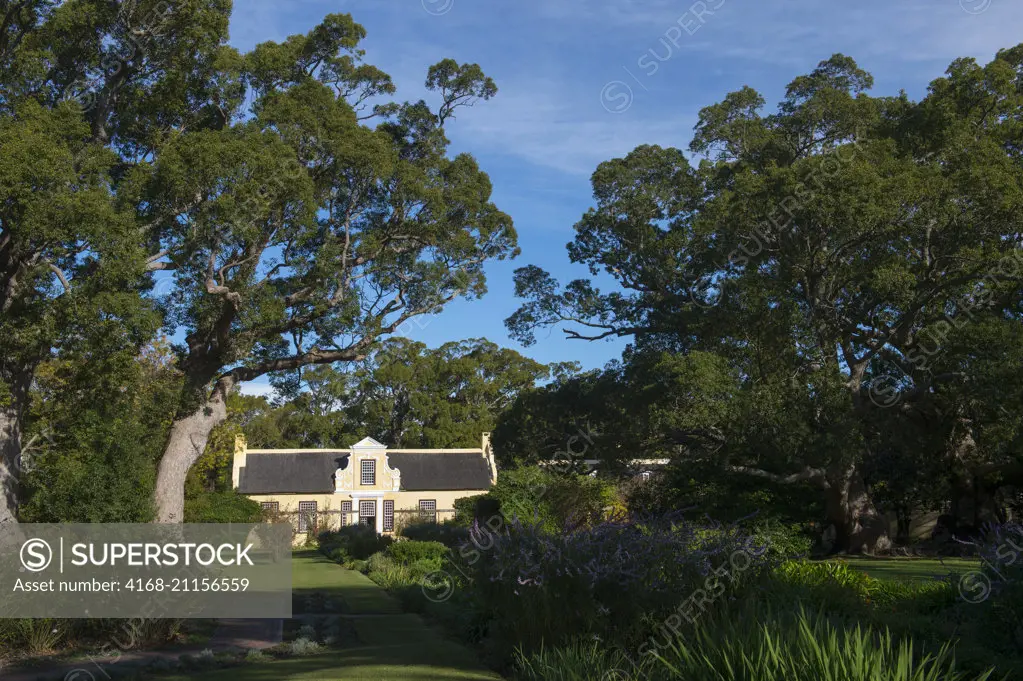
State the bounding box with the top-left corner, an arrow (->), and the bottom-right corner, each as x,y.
346,337 -> 555,448
142,14 -> 518,520
0,0 -> 229,533
508,48 -> 1023,553
20,338 -> 180,522
249,337 -> 556,450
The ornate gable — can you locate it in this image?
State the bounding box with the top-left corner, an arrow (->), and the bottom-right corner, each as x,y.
335,436 -> 401,492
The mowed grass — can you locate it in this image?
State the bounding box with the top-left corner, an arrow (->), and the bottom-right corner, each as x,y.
291,550 -> 402,615
159,550 -> 503,681
836,556 -> 979,582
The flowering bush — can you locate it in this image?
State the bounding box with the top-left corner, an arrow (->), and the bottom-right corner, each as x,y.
471,515 -> 771,655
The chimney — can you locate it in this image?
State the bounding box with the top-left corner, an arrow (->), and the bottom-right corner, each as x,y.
232,433 -> 247,489
481,432 -> 497,484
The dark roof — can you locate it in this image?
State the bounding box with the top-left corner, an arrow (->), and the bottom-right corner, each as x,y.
238,453 -> 348,494
237,451 -> 491,494
388,453 -> 492,491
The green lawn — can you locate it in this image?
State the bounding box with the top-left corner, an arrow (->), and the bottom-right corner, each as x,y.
837,556 -> 979,582
161,550 -> 502,681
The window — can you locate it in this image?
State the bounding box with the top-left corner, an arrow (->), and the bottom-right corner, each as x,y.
298,501 -> 317,532
260,501 -> 279,513
341,501 -> 352,527
359,499 -> 376,527
361,459 -> 376,485
419,499 -> 437,523
382,500 -> 394,532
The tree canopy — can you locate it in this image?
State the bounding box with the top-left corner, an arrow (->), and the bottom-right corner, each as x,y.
0,3 -> 518,526
507,48 -> 1023,552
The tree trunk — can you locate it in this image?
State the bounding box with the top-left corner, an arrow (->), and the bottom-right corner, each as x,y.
0,369 -> 30,546
945,418 -> 1004,532
895,505 -> 912,545
153,378 -> 232,523
824,463 -> 892,554
726,459 -> 892,554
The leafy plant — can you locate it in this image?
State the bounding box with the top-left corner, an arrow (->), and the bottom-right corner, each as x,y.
516,639 -> 638,681
645,605 -> 995,681
387,540 -> 449,565
319,525 -> 393,561
399,519 -> 469,546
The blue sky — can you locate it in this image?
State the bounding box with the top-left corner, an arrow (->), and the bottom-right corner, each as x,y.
227,0 -> 1021,396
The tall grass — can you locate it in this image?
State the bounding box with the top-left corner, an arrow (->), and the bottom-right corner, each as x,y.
648,606 -> 994,681
515,606 -> 998,681
516,640 -> 638,681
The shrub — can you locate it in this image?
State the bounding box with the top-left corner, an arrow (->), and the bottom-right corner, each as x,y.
0,619 -> 65,655
318,525 -> 393,561
453,494 -> 501,526
326,546 -> 350,564
289,637 -> 320,656
184,491 -> 263,523
964,522 -> 1023,653
388,540 -> 449,565
367,552 -> 396,575
749,519 -> 815,558
490,467 -> 621,533
472,515 -> 771,657
399,519 -> 469,547
245,649 -> 269,663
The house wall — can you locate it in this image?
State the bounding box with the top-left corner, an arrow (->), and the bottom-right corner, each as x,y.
248,489 -> 488,541
236,434 -> 495,541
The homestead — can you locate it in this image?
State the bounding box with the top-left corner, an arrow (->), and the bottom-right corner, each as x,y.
232,434 -> 497,537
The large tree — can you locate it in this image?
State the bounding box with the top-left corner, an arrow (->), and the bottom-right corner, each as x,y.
141,15 -> 517,521
508,49 -> 1023,553
346,337 -> 554,448
0,0 -> 231,534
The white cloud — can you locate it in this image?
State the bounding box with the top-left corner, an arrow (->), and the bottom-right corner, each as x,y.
449,78 -> 694,175
228,0 -> 1023,180
238,380 -> 275,398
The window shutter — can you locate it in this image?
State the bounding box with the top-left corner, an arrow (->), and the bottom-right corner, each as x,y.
341,501 -> 352,527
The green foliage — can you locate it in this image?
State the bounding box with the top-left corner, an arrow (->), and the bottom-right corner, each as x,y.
251,338 -> 554,450
749,520 -> 816,558
143,11 -> 521,518
342,338 -> 550,448
21,339 -> 180,523
773,560 -> 879,611
319,525 -> 393,561
644,605 -> 995,681
183,490 -> 263,523
489,466 -> 620,533
366,552 -> 395,575
453,493 -> 501,526
505,45 -> 1023,553
398,519 -> 469,547
387,540 -> 449,565
187,392 -> 270,495
515,640 -> 635,681
517,601 -> 998,681
0,0 -> 239,524
0,619 -> 64,656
